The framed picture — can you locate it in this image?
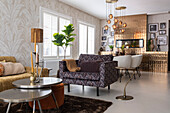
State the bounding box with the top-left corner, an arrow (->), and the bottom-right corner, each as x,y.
159,30 -> 166,35
160,22 -> 166,29
150,33 -> 156,39
149,23 -> 158,32
102,36 -> 107,41
157,35 -> 167,45
111,31 -> 114,36
108,37 -> 114,45
102,27 -> 111,36
101,42 -> 106,47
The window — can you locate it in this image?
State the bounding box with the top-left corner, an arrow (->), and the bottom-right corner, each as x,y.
79,23 -> 95,54
42,10 -> 71,58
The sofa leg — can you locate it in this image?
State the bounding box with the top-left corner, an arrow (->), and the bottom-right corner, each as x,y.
108,85 -> 110,90
97,87 -> 99,96
68,84 -> 70,92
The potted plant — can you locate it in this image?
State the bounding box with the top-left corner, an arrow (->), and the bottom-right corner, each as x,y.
109,45 -> 114,51
120,45 -> 125,55
52,24 -> 76,59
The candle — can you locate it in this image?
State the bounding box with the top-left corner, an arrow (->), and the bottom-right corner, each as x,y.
31,52 -> 34,73
36,53 -> 39,64
34,31 -> 36,53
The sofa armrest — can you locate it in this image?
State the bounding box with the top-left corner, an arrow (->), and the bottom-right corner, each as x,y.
25,67 -> 49,77
99,61 -> 118,87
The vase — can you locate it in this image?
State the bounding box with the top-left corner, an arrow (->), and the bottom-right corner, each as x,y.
150,40 -> 154,51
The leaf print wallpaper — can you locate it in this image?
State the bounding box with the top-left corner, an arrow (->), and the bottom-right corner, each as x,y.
0,0 -> 101,66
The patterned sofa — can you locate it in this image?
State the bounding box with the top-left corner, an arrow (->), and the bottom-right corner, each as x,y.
59,54 -> 118,96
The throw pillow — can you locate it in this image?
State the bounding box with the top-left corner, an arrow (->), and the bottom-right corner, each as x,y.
0,62 -> 25,76
0,63 -> 4,76
0,60 -> 6,62
79,61 -> 102,73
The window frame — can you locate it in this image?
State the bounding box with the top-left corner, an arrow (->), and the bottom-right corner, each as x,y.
39,7 -> 73,60
78,21 -> 96,55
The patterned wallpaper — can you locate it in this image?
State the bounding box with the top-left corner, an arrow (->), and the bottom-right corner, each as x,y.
0,0 -> 101,66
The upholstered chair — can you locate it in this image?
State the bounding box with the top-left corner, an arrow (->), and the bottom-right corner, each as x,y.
129,55 -> 143,79
113,55 -> 132,82
59,54 -> 119,96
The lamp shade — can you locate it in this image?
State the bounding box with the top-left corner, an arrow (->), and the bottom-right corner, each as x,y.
31,28 -> 43,43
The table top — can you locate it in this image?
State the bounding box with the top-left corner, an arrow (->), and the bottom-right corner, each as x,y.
0,88 -> 52,103
12,77 -> 62,89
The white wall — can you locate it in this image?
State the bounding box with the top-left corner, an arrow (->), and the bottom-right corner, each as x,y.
0,0 -> 101,76
148,13 -> 170,51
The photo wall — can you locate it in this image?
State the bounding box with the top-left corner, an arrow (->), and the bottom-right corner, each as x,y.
148,13 -> 170,52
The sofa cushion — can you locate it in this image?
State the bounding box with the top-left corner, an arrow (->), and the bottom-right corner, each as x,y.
79,61 -> 101,72
62,72 -> 100,81
0,62 -> 25,76
78,54 -> 113,65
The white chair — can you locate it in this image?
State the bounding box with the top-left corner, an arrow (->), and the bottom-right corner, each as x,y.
113,55 -> 132,82
128,55 -> 143,79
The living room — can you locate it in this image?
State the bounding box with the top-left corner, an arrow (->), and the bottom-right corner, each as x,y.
0,0 -> 170,113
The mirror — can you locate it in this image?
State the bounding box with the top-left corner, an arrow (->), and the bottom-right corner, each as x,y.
116,39 -> 144,48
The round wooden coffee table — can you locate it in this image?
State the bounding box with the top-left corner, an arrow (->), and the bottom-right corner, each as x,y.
0,88 -> 52,113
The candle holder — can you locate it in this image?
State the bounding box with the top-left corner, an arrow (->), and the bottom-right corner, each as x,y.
30,72 -> 36,83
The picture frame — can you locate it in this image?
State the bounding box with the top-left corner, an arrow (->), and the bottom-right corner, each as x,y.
150,33 -> 156,39
149,23 -> 158,33
111,31 -> 114,36
102,27 -> 111,36
157,35 -> 167,45
108,37 -> 114,45
160,22 -> 166,29
101,42 -> 106,47
159,30 -> 166,35
102,36 -> 107,41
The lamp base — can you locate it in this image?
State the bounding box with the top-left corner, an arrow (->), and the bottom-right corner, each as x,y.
116,95 -> 134,100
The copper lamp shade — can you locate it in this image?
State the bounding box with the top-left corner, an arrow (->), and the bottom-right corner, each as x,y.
31,28 -> 43,43
107,19 -> 111,24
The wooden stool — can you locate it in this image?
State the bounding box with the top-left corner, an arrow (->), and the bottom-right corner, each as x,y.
29,83 -> 64,110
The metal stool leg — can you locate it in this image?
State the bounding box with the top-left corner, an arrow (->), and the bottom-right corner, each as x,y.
33,100 -> 36,113
6,102 -> 11,113
37,100 -> 43,113
52,92 -> 59,108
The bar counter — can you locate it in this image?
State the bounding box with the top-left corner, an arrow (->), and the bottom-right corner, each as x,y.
100,51 -> 168,73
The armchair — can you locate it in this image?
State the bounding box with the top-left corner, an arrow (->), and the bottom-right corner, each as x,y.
59,54 -> 118,96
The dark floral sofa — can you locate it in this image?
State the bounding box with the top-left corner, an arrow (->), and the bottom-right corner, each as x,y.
59,54 -> 118,96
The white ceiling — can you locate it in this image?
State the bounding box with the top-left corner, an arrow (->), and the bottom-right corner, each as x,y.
59,0 -> 170,19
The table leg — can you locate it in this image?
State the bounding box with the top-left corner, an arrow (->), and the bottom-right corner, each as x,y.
33,100 -> 36,113
37,100 -> 43,113
6,102 -> 11,113
52,92 -> 59,108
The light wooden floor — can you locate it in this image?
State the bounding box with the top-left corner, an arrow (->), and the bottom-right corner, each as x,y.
64,71 -> 170,113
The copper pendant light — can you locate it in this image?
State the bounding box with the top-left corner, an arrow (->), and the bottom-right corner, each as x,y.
107,19 -> 111,24
105,25 -> 109,30
109,14 -> 113,19
119,21 -> 122,25
123,23 -> 127,27
112,24 -> 117,29
114,18 -> 118,23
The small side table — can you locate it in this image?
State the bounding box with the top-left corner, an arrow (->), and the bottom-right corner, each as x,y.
0,88 -> 52,113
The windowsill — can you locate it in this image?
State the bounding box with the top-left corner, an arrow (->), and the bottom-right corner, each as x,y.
41,56 -> 73,61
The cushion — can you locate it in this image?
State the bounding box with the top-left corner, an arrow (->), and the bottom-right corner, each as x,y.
0,60 -> 6,62
0,62 -> 25,76
63,59 -> 81,72
0,64 -> 4,76
79,61 -> 102,72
